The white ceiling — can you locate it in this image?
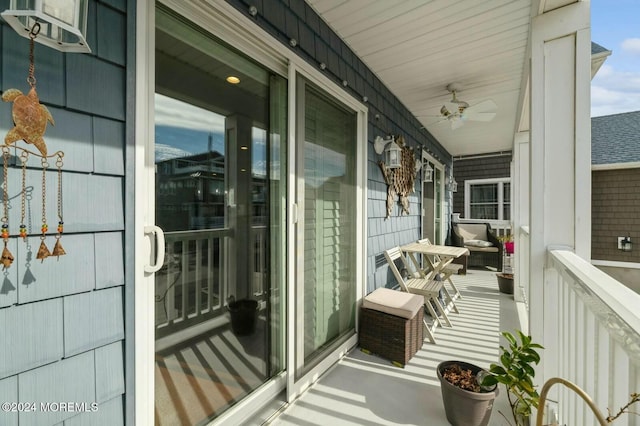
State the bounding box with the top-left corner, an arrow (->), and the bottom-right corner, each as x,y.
307,0 -> 577,157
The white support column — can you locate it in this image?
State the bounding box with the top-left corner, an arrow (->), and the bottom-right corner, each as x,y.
529,0 -> 591,387
513,131 -> 530,307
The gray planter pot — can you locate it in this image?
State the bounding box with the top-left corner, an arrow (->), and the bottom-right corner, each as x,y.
496,273 -> 514,294
437,361 -> 498,426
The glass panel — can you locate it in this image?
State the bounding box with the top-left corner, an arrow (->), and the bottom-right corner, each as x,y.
300,77 -> 357,368
470,183 -> 499,220
154,7 -> 286,423
503,183 -> 511,220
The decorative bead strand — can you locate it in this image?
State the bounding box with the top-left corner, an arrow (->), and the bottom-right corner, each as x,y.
1,148 -> 15,269
36,157 -> 51,262
52,152 -> 65,259
19,151 -> 29,240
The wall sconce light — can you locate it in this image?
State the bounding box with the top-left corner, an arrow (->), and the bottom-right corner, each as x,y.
618,235 -> 632,252
374,136 -> 401,169
2,0 -> 91,53
423,162 -> 434,183
447,175 -> 458,192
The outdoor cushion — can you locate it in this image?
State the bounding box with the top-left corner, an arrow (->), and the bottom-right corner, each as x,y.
465,239 -> 493,248
363,288 -> 424,320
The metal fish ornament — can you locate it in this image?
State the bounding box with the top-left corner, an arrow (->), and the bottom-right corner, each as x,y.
2,86 -> 54,157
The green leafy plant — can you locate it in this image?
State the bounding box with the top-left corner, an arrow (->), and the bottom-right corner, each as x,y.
481,330 -> 543,426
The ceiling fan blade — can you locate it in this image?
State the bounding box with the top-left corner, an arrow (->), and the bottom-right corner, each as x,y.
463,111 -> 496,122
466,99 -> 497,112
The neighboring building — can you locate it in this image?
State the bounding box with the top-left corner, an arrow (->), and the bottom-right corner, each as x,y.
591,110 -> 640,293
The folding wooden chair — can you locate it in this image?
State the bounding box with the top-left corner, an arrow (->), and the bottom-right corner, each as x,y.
416,238 -> 463,302
384,247 -> 451,344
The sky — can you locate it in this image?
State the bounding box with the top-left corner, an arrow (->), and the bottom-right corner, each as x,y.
590,0 -> 640,117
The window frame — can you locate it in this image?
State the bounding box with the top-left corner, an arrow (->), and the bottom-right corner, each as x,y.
464,177 -> 511,220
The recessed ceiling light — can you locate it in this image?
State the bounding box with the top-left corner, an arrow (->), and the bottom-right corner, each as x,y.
226,76 -> 240,84
240,146 -> 249,150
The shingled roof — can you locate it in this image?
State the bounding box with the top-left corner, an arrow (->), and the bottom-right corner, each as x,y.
592,110 -> 640,165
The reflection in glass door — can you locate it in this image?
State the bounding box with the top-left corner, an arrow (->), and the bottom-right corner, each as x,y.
153,7 -> 286,424
295,76 -> 357,375
422,155 -> 444,245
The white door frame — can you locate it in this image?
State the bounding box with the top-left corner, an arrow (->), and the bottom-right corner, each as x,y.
286,62 -> 367,401
134,0 -> 368,421
421,150 -> 445,244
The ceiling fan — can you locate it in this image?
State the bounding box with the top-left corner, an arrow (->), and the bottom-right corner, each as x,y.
432,83 -> 497,130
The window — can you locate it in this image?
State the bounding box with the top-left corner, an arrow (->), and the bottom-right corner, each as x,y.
464,178 -> 511,220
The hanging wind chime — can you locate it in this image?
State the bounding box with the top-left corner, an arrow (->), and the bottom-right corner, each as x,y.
1,23 -> 65,271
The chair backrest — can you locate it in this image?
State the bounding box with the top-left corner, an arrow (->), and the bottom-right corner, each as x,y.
383,247 -> 411,292
417,238 -> 432,245
454,223 -> 488,241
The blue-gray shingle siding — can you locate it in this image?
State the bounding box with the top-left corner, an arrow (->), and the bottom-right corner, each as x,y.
0,0 -> 128,424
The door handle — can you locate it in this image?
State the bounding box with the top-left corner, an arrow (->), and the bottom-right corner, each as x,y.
144,225 -> 165,273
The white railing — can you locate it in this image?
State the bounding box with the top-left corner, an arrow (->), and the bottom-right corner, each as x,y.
545,249 -> 640,425
517,226 -> 530,307
155,228 -> 229,337
454,217 -> 512,237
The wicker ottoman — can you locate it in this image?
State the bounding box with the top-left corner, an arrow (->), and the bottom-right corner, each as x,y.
359,288 -> 424,367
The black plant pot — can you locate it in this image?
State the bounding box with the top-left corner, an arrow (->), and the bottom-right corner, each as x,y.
496,273 -> 514,294
437,361 -> 498,426
228,299 -> 258,335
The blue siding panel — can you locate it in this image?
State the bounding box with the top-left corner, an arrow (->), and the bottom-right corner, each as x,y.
63,287 -> 124,357
0,298 -> 63,379
94,341 -> 124,403
46,107 -> 94,173
0,375 -> 18,426
63,395 -> 124,426
0,238 -> 18,308
66,55 -> 125,120
1,27 -> 65,106
5,171 -> 122,235
95,232 -> 124,289
96,4 -> 126,66
17,234 -> 95,304
63,174 -> 125,233
18,351 -> 95,426
93,117 -> 125,175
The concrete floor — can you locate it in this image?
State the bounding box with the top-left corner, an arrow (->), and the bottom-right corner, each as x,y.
269,269 -> 524,426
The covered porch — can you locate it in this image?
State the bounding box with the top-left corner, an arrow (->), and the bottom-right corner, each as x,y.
268,248 -> 640,425
270,269 -> 521,425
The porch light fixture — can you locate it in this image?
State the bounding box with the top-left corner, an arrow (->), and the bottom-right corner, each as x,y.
226,76 -> 240,84
2,0 -> 91,53
423,162 -> 434,183
374,136 -> 401,169
618,235 -> 632,252
447,175 -> 458,192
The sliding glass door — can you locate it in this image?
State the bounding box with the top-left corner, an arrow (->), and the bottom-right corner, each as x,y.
295,75 -> 358,377
153,7 -> 286,424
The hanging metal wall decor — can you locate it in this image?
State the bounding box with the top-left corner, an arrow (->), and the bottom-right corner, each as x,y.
378,135 -> 418,218
1,23 -> 65,271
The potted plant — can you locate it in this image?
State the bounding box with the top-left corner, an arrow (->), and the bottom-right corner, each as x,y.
496,272 -> 514,294
497,234 -> 514,294
437,360 -> 498,426
481,330 -> 544,426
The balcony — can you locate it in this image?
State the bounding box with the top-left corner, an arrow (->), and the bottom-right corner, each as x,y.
269,251 -> 640,425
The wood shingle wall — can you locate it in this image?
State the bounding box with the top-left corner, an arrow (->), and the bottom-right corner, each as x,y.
0,0 -> 127,424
